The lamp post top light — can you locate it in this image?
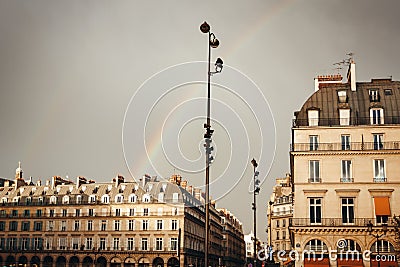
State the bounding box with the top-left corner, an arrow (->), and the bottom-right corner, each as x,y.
251,158 -> 258,168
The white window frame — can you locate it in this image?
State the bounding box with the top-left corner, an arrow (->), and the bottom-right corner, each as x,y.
341,160 -> 352,182
339,109 -> 350,126
373,159 -> 386,182
309,160 -> 320,182
308,110 -> 319,126
370,108 -> 384,125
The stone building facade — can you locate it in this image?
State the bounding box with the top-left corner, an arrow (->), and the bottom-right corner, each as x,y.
289,61 -> 400,267
0,167 -> 245,267
267,174 -> 293,264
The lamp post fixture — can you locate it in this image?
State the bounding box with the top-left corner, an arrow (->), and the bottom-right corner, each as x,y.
251,158 -> 260,267
200,21 -> 223,267
367,221 -> 388,267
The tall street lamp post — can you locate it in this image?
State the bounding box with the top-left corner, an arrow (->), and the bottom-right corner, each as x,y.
367,221 -> 388,267
251,158 -> 260,267
200,21 -> 223,267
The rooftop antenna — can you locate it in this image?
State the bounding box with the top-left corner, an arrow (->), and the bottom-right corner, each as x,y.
345,52 -> 355,64
333,60 -> 345,74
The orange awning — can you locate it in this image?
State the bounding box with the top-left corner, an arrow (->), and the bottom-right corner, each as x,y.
374,197 -> 391,216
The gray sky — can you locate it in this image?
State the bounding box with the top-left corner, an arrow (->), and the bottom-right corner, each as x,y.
1,0 -> 400,239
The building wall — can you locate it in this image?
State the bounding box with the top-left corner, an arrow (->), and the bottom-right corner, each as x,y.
290,73 -> 400,267
0,173 -> 245,267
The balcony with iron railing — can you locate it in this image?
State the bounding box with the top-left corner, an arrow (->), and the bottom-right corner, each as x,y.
289,217 -> 396,227
292,116 -> 400,127
291,141 -> 400,152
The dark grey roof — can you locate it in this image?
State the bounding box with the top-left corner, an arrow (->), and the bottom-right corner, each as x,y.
294,79 -> 400,126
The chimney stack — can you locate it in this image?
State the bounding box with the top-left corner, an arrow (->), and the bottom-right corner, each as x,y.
314,74 -> 343,91
347,59 -> 357,91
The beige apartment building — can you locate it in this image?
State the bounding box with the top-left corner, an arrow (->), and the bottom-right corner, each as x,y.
289,61 -> 400,267
267,174 -> 293,265
0,166 -> 245,267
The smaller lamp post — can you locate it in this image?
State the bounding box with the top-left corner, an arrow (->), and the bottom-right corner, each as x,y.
251,159 -> 260,267
367,221 -> 388,267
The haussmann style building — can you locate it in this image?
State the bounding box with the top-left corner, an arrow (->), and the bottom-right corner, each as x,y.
0,165 -> 245,267
289,60 -> 400,267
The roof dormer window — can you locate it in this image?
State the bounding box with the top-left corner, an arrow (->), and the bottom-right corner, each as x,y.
337,91 -> 348,103
308,110 -> 319,126
369,89 -> 380,102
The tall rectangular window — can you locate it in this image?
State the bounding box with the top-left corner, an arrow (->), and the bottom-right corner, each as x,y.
22,221 -> 30,231
341,198 -> 354,224
86,237 -> 93,250
88,209 -> 94,216
87,220 -> 93,231
370,108 -> 384,125
143,208 -> 149,216
99,238 -> 106,250
309,135 -> 319,151
308,110 -> 319,126
156,237 -> 163,250
309,198 -> 322,224
113,238 -> 120,250
171,220 -> 178,230
374,159 -> 386,182
101,220 -> 107,231
157,220 -> 163,230
369,89 -> 380,102
142,220 -> 148,230
74,220 -> 80,231
9,221 -> 18,231
339,109 -> 350,125
129,208 -> 135,216
34,221 -> 43,231
114,220 -> 120,231
141,238 -> 148,251
127,238 -> 135,250
341,160 -> 352,182
170,238 -> 178,251
341,135 -> 351,150
115,209 -> 121,216
61,221 -> 66,231
128,220 -> 135,231
309,160 -> 320,182
373,134 -> 384,150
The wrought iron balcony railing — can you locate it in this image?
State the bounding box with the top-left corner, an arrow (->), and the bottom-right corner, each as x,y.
289,217 -> 396,227
293,116 -> 400,127
291,141 -> 400,152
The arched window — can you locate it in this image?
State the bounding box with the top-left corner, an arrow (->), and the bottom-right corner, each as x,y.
305,239 -> 328,252
76,195 -> 82,204
371,240 -> 395,253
